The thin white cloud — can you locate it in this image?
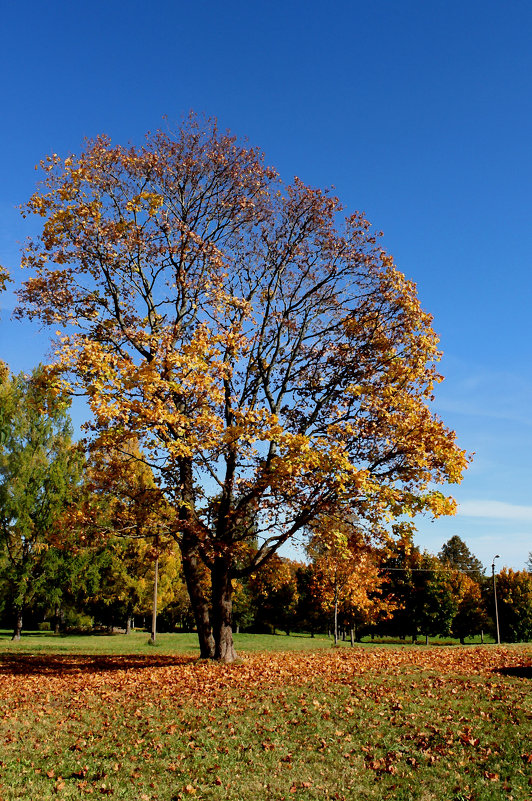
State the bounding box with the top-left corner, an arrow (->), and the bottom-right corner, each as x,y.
458,500 -> 532,522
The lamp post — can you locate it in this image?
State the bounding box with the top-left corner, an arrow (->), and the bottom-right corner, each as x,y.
492,555 -> 500,645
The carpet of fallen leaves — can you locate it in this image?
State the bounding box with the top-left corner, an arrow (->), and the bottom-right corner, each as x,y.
0,646 -> 529,709
0,645 -> 530,800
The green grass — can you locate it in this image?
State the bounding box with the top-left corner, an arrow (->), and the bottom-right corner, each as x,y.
0,630 -> 341,656
0,636 -> 530,800
0,629 -> 499,657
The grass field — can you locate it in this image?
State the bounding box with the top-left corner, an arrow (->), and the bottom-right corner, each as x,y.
0,633 -> 530,800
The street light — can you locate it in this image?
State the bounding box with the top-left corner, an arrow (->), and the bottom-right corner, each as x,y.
492,555 -> 500,645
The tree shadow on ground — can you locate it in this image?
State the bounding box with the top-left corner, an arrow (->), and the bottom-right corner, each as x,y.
493,665 -> 532,679
0,653 -> 197,676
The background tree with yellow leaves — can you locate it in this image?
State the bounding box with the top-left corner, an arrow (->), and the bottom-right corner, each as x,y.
307,517 -> 394,645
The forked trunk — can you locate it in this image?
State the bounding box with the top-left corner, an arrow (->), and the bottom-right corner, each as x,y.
212,558 -> 237,663
181,539 -> 215,659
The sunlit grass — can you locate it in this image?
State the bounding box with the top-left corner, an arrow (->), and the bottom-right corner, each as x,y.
0,642 -> 530,799
0,629 -> 498,657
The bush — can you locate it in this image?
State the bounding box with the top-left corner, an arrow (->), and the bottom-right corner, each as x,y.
63,610 -> 93,632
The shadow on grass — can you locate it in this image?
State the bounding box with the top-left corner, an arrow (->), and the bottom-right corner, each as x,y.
0,653 -> 197,676
494,665 -> 532,679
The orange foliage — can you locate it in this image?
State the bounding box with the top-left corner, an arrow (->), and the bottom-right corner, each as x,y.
307,518 -> 396,633
16,114 -> 469,660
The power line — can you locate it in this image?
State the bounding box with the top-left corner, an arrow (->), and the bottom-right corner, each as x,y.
380,566 -> 486,574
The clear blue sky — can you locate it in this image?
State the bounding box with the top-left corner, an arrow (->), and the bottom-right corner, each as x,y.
1,0 -> 531,571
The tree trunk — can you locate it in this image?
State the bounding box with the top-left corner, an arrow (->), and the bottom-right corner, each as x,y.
12,609 -> 22,641
333,596 -> 338,646
180,538 -> 215,659
178,456 -> 216,659
350,628 -> 354,647
425,634 -> 429,645
54,604 -> 61,634
211,558 -> 237,663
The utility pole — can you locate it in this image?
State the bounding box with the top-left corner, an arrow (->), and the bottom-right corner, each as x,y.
492,554 -> 500,645
151,531 -> 159,645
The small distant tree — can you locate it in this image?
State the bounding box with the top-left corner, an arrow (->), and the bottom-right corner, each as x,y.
230,577 -> 255,633
83,535 -> 183,632
413,552 -> 458,643
495,568 -> 532,642
307,518 -> 392,644
62,440 -> 183,637
294,564 -> 326,635
381,542 -> 457,643
249,554 -> 300,635
450,573 -> 487,644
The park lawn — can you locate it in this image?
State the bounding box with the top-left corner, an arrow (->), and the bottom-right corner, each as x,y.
0,630 -> 496,657
0,631 -> 339,657
0,642 -> 530,800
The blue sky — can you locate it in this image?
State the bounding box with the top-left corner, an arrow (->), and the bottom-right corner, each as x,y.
1,1 -> 531,571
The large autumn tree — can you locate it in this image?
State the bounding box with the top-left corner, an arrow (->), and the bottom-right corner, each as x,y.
16,114 -> 467,661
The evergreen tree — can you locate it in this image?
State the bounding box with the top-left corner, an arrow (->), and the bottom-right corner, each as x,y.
438,535 -> 484,581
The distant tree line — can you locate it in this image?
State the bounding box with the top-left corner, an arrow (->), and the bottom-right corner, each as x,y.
1,365 -> 531,643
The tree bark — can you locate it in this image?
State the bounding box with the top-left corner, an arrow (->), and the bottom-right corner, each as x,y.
12,609 -> 22,641
211,557 -> 238,663
178,456 -> 215,659
180,538 -> 215,659
54,604 -> 62,635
